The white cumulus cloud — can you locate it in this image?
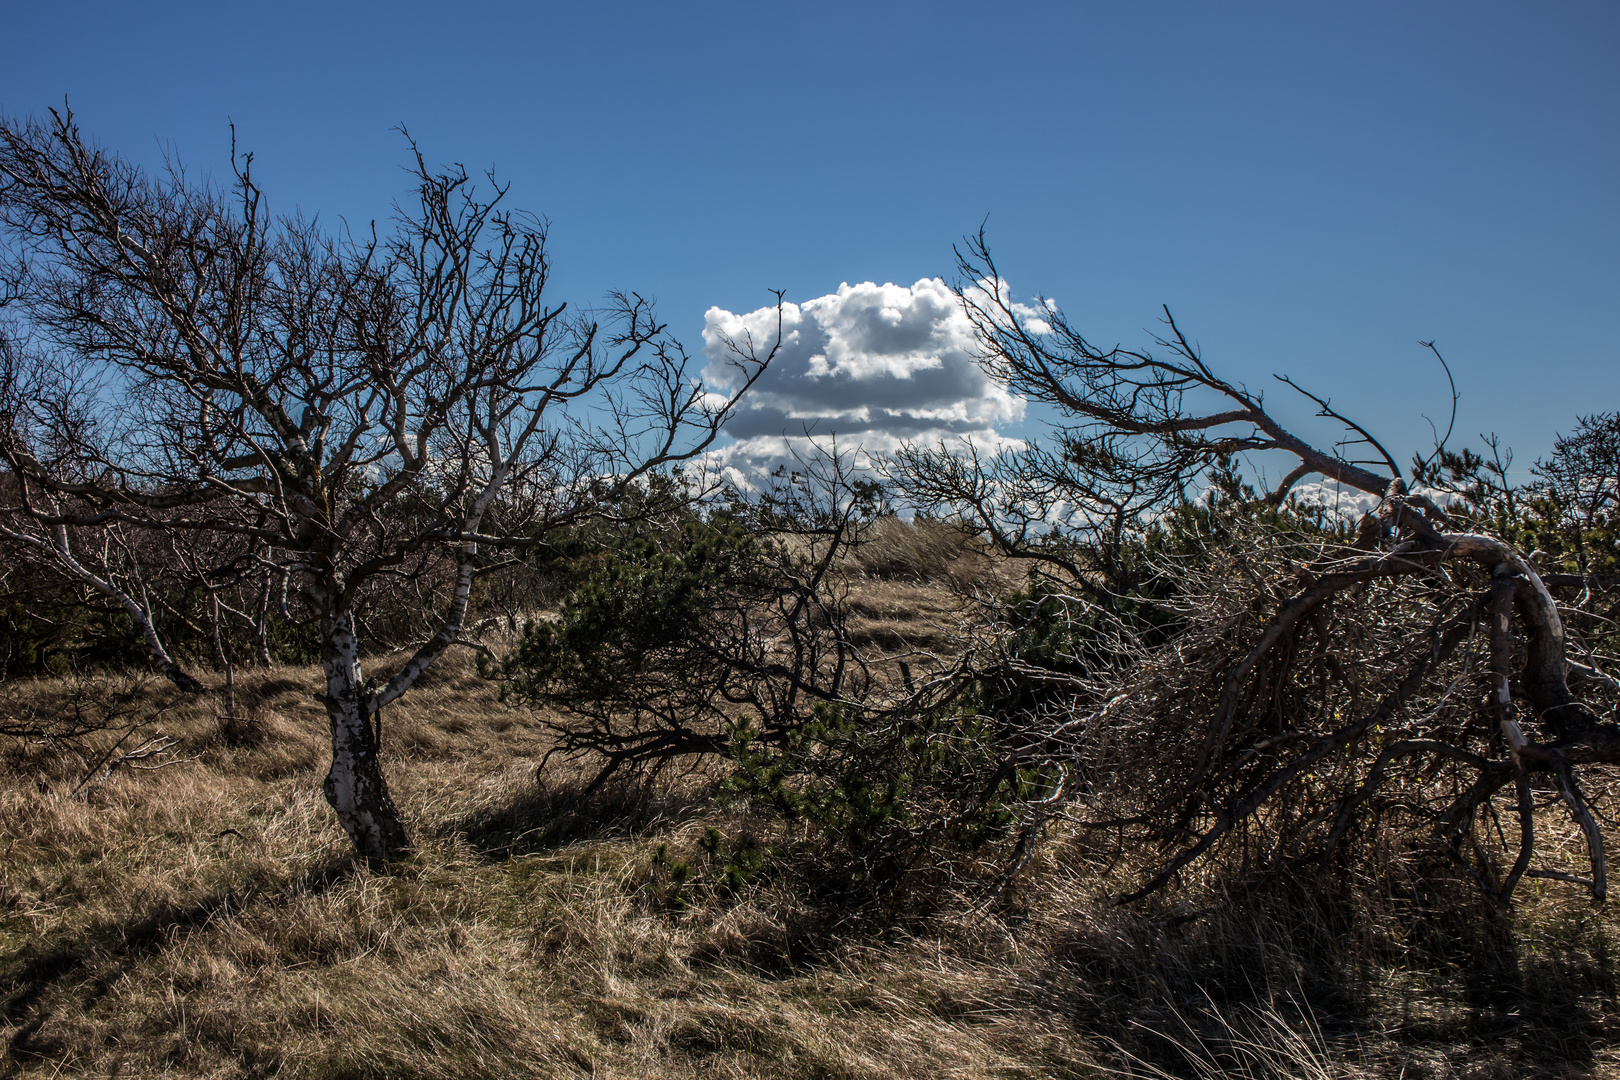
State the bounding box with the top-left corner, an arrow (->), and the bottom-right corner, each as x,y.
702,278 -> 1024,481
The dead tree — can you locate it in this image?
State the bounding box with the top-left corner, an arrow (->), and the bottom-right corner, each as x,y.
0,108 -> 772,857
890,232 -> 1620,906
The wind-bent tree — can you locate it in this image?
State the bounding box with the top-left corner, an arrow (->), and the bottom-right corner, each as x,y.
891,232 -> 1620,906
0,109 -> 771,856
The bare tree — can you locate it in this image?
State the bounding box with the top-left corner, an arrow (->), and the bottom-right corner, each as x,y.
0,109 -> 772,857
890,232 -> 1620,906
893,232 -> 1402,580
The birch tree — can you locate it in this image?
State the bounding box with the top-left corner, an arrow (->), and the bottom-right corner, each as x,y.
0,109 -> 771,856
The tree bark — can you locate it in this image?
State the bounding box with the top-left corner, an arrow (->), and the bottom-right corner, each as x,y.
254,567 -> 275,669
319,611 -> 410,857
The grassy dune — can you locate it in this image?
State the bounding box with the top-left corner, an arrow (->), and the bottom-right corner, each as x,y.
3,566 -> 1619,1077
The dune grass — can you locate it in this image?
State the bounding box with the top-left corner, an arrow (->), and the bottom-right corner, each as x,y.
3,587 -> 1619,1077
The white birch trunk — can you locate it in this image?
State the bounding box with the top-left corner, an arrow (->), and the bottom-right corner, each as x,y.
319,611 -> 409,857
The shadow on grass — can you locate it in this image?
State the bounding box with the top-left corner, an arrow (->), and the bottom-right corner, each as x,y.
446,771 -> 716,861
1,855 -> 362,1065
1037,865 -> 1616,1079
218,674 -> 312,711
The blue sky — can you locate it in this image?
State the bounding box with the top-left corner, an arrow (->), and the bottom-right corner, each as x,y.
3,1 -> 1616,479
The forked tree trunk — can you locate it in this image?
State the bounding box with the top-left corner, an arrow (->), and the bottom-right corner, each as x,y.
320,611 -> 410,857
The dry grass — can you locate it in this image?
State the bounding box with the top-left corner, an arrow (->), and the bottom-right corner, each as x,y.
850,516 -> 990,588
839,517 -> 1015,655
3,640 -> 1619,1076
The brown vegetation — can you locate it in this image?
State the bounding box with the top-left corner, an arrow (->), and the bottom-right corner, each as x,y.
4,112 -> 1618,1080
4,601 -> 1618,1077
0,108 -> 772,858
